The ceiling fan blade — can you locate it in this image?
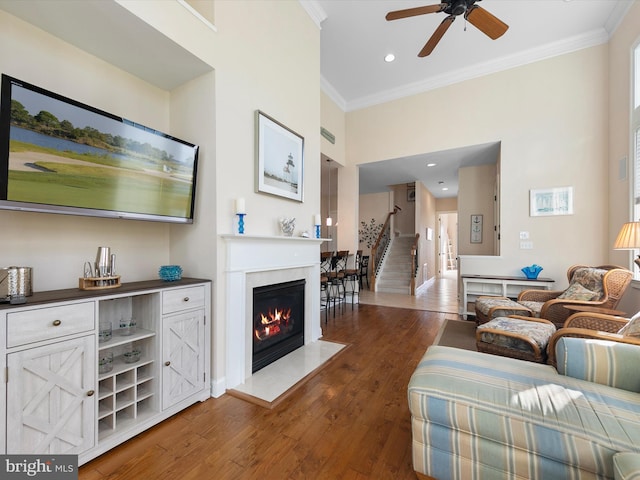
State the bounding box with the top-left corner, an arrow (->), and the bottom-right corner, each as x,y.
386,4 -> 445,21
419,15 -> 455,57
465,5 -> 508,40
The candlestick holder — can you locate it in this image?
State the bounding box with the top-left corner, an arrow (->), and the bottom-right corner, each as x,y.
236,213 -> 245,235
315,225 -> 321,239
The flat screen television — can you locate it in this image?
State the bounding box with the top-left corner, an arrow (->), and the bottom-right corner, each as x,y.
0,74 -> 199,223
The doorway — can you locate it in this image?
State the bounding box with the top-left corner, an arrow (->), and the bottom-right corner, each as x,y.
438,212 -> 458,275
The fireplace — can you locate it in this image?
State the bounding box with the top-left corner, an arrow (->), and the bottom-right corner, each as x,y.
252,279 -> 305,373
221,234 -> 323,394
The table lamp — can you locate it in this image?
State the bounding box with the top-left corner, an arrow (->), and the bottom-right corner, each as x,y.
614,221 -> 640,269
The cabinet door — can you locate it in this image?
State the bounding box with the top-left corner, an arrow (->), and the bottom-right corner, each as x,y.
7,335 -> 96,454
162,310 -> 205,409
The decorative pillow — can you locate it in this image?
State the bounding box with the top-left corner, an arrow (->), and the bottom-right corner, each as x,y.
618,311 -> 640,338
557,282 -> 599,301
570,267 -> 607,296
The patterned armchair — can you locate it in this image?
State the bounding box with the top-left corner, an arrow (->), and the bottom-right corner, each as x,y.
517,264 -> 632,328
547,311 -> 640,367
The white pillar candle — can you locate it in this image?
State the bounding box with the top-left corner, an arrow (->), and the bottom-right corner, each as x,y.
235,198 -> 246,214
314,213 -> 321,225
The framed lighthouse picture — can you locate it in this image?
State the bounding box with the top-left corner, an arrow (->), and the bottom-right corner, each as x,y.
255,110 -> 304,202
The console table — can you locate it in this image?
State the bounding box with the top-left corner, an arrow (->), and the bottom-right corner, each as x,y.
0,277 -> 211,465
461,274 -> 555,317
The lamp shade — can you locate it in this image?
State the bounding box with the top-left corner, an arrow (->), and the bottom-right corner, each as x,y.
614,222 -> 640,249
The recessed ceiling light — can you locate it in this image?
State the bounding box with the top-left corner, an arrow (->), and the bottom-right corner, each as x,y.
384,53 -> 395,63
442,187 -> 449,191
427,163 -> 436,167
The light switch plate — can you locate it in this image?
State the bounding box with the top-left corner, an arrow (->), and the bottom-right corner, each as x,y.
519,231 -> 529,240
520,241 -> 533,249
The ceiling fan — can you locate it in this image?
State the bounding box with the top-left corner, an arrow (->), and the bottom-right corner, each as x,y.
386,0 -> 509,57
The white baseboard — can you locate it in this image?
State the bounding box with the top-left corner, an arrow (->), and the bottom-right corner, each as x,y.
211,377 -> 227,398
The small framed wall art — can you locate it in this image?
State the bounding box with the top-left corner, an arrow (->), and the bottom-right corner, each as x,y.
470,214 -> 483,243
407,183 -> 415,202
255,110 -> 304,202
530,186 -> 573,217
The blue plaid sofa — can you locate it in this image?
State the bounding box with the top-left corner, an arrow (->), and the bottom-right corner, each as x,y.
408,339 -> 640,479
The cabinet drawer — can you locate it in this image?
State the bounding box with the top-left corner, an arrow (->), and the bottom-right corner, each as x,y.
7,302 -> 95,348
163,286 -> 205,314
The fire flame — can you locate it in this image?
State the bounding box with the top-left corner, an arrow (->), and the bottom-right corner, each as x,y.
255,307 -> 292,340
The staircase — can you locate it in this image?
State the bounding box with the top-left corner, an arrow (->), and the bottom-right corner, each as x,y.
375,235 -> 415,294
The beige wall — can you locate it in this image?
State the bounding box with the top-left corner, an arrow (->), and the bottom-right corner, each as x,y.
416,182 -> 437,283
344,46 -> 609,286
0,9 -> 176,291
608,2 -> 640,268
390,184 -> 415,235
0,1 -> 321,395
608,2 -> 640,313
358,191 -> 391,257
211,1 -> 320,389
321,91 -> 346,166
458,163 -> 496,256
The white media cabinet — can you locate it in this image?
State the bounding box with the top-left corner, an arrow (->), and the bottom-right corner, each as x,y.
461,274 -> 555,317
0,278 -> 211,465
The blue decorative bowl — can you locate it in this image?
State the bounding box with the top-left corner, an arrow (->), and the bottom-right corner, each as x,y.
521,264 -> 543,280
159,265 -> 183,281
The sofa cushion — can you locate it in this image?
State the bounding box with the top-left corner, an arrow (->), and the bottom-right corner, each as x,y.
557,282 -> 599,301
518,300 -> 543,316
618,311 -> 640,338
409,345 -> 640,479
555,337 -> 640,392
477,317 -> 556,352
475,296 -> 531,319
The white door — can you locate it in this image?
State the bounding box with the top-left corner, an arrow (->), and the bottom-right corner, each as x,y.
7,335 -> 96,454
162,310 -> 205,409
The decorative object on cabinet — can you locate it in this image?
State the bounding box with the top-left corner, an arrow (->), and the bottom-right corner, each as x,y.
470,214 -> 483,243
255,110 -> 304,202
159,265 -> 183,282
79,276 -> 122,290
530,186 -> 573,216
0,266 -> 32,302
521,264 -> 543,279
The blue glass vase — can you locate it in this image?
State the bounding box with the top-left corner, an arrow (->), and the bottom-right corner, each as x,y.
521,264 -> 543,279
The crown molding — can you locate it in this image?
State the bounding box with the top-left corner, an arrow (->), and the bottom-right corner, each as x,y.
339,28 -> 609,112
320,75 -> 347,111
605,0 -> 635,35
298,0 -> 326,29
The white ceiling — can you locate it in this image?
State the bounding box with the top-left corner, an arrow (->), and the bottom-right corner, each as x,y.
315,0 -> 635,197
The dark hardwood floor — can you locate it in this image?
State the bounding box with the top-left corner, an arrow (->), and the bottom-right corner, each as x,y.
80,304 -> 450,480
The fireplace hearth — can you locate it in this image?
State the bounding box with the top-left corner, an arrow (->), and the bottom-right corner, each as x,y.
252,279 -> 305,373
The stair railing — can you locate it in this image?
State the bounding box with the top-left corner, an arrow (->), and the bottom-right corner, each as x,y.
410,233 -> 420,296
370,206 -> 400,291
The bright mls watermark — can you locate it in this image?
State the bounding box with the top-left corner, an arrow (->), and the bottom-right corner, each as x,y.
1,455 -> 77,479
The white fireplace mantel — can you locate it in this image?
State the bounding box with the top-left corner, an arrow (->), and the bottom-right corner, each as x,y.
221,234 -> 325,390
